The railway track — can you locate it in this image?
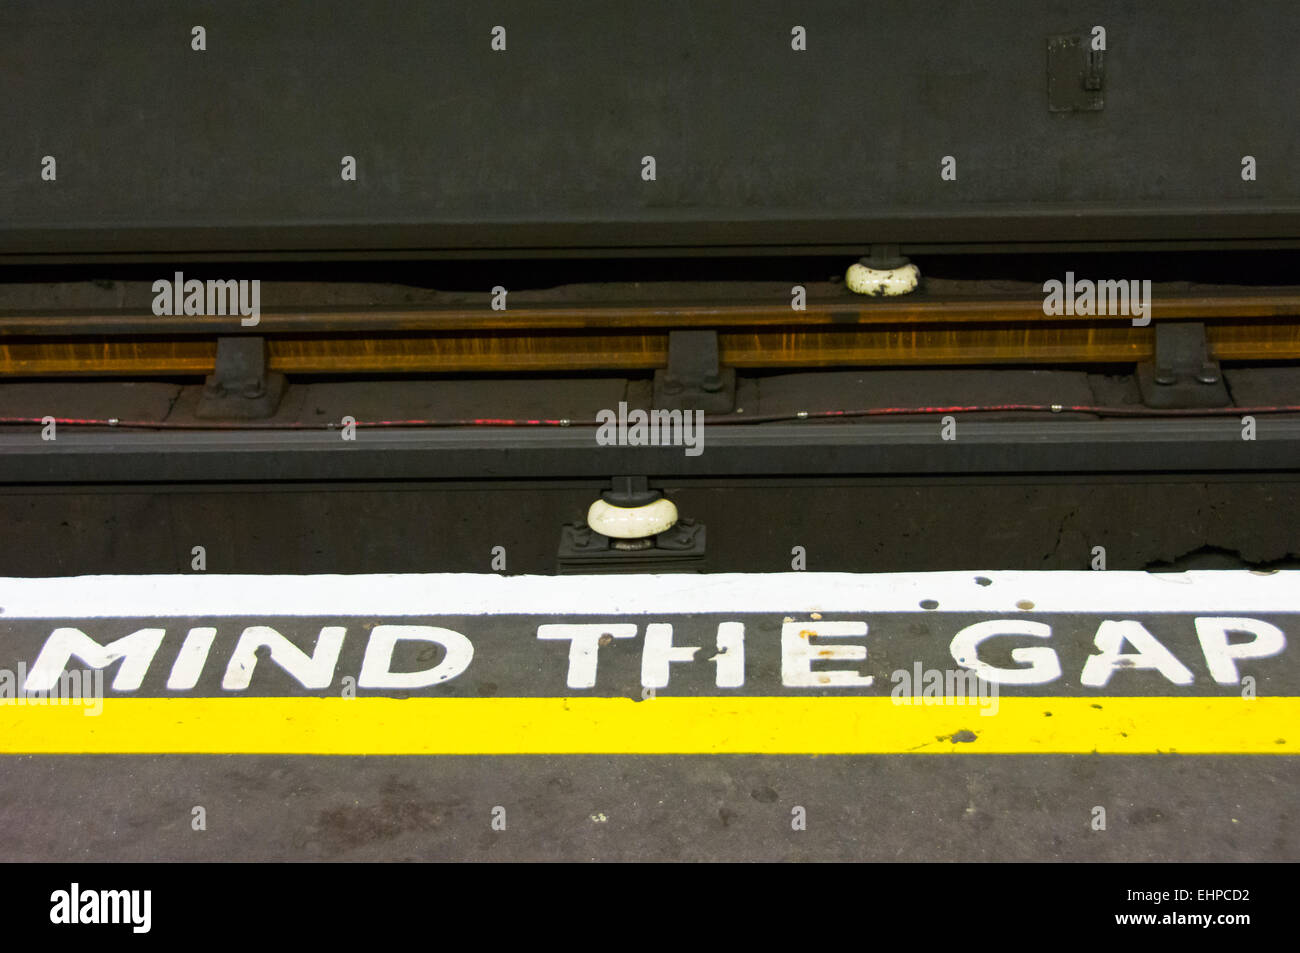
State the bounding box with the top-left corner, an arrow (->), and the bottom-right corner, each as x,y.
4,280 -> 1300,376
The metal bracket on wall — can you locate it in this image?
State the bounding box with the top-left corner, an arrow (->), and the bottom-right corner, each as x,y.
556,519 -> 706,573
557,476 -> 707,573
652,329 -> 736,413
1137,322 -> 1230,409
195,336 -> 287,419
1048,33 -> 1104,112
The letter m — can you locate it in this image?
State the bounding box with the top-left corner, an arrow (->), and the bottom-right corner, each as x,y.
57,668 -> 86,699
102,890 -> 130,923
649,409 -> 681,447
1097,279 -> 1129,316
24,627 -> 165,692
207,279 -> 239,316
944,667 -> 982,701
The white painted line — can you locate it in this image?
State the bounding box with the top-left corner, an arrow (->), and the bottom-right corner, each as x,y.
0,570 -> 1297,619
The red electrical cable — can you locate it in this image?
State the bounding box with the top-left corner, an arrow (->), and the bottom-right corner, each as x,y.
2,403 -> 1299,431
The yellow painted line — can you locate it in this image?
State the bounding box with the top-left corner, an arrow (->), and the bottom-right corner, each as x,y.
0,696 -> 1295,754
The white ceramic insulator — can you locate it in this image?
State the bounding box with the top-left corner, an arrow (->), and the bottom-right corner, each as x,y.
586,498 -> 679,539
845,261 -> 920,296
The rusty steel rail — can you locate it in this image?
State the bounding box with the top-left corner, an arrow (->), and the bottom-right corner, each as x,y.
1,288 -> 1299,376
